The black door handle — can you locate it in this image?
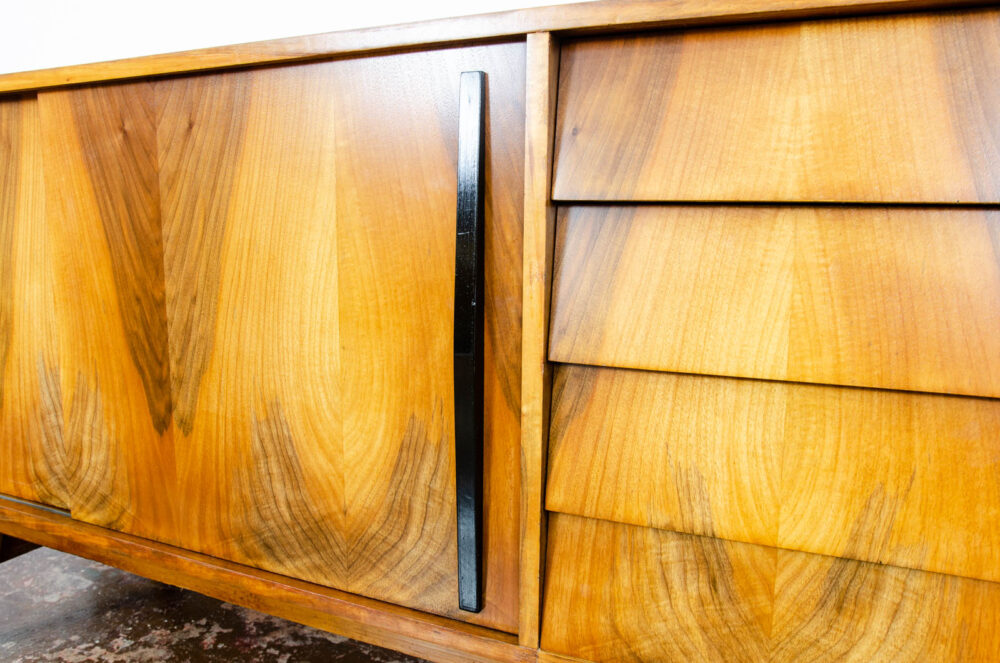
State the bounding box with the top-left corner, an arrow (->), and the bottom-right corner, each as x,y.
454,70 -> 485,614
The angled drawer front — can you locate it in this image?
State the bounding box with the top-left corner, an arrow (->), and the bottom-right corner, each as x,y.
552,8 -> 1000,202
547,364 -> 1000,584
541,513 -> 1000,662
549,205 -> 1000,398
542,6 -> 1000,662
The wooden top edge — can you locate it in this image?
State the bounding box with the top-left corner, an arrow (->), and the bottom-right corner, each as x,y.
0,0 -> 992,94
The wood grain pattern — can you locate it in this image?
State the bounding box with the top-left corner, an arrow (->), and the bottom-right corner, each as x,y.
553,9 -> 1000,202
548,365 -> 781,548
38,84 -> 180,541
0,0 -> 990,95
771,549 -> 1000,662
156,71 -> 252,436
541,513 -> 1000,662
329,44 -> 524,631
779,383 -> 1000,584
547,364 -> 1000,583
69,84 -> 173,434
0,95 -> 66,508
542,514 -> 776,662
0,497 -> 534,663
537,652 -> 592,663
549,205 -> 1000,397
158,65 -> 349,589
24,42 -> 524,632
519,30 -> 559,649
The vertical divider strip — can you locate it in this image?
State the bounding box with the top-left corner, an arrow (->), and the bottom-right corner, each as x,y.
520,31 -> 560,648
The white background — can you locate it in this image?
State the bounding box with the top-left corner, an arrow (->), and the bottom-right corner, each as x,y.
0,0 -> 581,75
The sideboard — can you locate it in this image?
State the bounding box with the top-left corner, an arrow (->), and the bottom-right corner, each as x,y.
1,1 -> 999,660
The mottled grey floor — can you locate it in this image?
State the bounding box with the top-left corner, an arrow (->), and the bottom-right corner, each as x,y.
0,547 -> 428,662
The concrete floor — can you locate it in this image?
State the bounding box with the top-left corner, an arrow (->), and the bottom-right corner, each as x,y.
0,546 -> 428,662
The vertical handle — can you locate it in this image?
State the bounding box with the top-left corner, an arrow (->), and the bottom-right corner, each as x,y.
454,70 -> 485,614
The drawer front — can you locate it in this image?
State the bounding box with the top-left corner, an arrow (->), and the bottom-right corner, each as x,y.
547,364 -> 1000,583
549,205 -> 1000,398
541,513 -> 1000,663
552,9 -> 1000,203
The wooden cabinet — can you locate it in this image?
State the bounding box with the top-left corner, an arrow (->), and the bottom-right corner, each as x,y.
2,1 -> 1000,661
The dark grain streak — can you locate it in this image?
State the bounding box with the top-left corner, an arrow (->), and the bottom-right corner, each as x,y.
30,357 -> 67,507
158,73 -> 253,434
235,400 -> 348,586
350,413 -> 453,601
68,84 -> 173,434
64,374 -> 129,529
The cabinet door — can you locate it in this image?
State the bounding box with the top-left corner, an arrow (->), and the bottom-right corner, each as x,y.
28,42 -> 524,632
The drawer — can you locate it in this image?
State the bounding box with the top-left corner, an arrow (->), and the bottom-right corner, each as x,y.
541,513 -> 1000,662
549,205 -> 1000,398
552,9 -> 1000,203
547,364 -> 1000,583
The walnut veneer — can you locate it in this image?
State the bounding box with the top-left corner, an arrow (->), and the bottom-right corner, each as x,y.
2,1 -> 999,661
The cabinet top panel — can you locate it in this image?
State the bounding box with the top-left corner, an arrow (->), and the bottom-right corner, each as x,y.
0,0 -> 990,94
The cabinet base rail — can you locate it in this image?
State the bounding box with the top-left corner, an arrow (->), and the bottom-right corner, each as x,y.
0,496 -> 531,663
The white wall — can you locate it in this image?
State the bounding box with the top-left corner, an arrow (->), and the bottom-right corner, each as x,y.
0,0 -> 581,75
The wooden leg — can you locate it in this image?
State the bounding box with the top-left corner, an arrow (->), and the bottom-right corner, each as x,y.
0,534 -> 40,563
